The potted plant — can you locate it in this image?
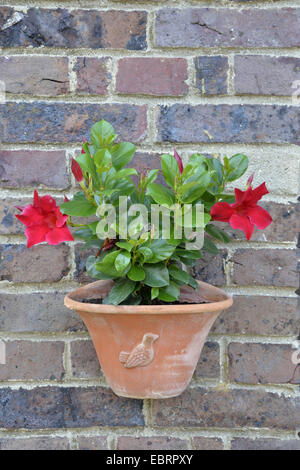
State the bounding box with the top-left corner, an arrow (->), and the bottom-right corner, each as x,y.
15,120 -> 272,399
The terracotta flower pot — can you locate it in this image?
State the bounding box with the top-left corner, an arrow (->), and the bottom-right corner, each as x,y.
64,280 -> 233,399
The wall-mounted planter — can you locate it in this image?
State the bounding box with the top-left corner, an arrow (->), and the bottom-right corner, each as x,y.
65,280 -> 232,399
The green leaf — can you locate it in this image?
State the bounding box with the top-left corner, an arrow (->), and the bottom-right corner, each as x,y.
138,247 -> 153,262
111,142 -> 136,170
60,198 -> 96,217
95,251 -> 121,278
127,265 -> 145,281
116,241 -> 133,252
115,251 -> 131,272
169,265 -> 189,283
226,154 -> 248,182
114,168 -> 138,179
161,154 -> 180,188
188,275 -> 198,290
91,120 -> 116,148
176,248 -> 202,260
103,278 -> 136,305
205,224 -> 231,243
147,239 -> 175,263
158,282 -> 180,302
146,183 -> 175,207
151,287 -> 159,300
86,255 -> 113,280
94,149 -> 111,169
76,152 -> 97,181
181,171 -> 211,203
73,227 -> 93,240
144,264 -> 169,287
203,237 -> 219,254
146,169 -> 159,185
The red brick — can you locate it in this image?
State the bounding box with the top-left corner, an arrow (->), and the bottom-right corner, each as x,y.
116,58 -> 188,96
0,56 -> 69,95
194,250 -> 227,287
228,343 -> 300,385
231,438 -> 300,450
0,437 -> 70,450
0,387 -> 144,428
0,102 -> 147,144
0,150 -> 69,189
117,436 -> 189,450
212,296 -> 299,336
0,8 -> 147,50
235,56 -> 300,96
194,341 -> 220,379
152,387 -> 300,430
0,292 -> 85,333
231,248 -> 299,288
155,8 -> 300,48
224,202 -> 300,243
195,56 -> 228,95
77,436 -> 108,450
0,244 -> 70,283
0,340 -> 65,381
71,340 -> 102,379
192,437 -> 223,450
74,57 -> 110,95
158,104 -> 300,144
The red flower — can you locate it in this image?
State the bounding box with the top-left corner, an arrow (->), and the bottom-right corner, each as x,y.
15,190 -> 74,248
210,182 -> 272,240
71,158 -> 83,182
174,149 -> 183,174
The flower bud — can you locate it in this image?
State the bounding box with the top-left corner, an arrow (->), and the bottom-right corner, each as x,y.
174,149 -> 183,174
71,158 -> 84,182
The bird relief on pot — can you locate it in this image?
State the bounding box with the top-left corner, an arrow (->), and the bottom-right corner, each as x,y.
119,333 -> 159,369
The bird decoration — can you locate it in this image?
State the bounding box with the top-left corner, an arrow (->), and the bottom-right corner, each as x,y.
119,333 -> 159,369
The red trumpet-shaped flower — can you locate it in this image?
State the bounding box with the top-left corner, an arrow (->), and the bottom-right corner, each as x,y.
71,158 -> 84,182
15,190 -> 74,248
210,182 -> 272,240
174,149 -> 183,174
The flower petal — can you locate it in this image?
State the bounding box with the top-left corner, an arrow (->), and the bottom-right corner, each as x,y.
174,149 -> 183,174
15,205 -> 44,226
211,202 -> 234,222
251,182 -> 269,204
25,224 -> 49,248
229,213 -> 254,240
234,188 -> 246,204
33,190 -> 57,213
45,225 -> 74,245
247,205 -> 273,229
55,207 -> 69,228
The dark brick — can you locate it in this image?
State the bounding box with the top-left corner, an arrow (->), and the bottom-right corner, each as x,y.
231,438 -> 300,450
212,296 -> 299,336
224,201 -> 300,243
155,8 -> 300,48
0,8 -> 147,50
77,436 -> 108,450
0,292 -> 85,333
235,56 -> 300,96
231,248 -> 299,288
193,249 -> 227,287
0,340 -> 65,381
0,437 -> 70,450
0,102 -> 147,144
194,341 -> 220,379
192,437 -> 223,450
74,57 -> 111,95
0,56 -> 69,95
116,58 -> 188,96
195,56 -> 228,95
0,244 -> 70,283
74,244 -> 95,284
0,150 -> 69,189
228,343 -> 300,385
157,104 -> 300,144
0,198 -> 30,235
117,436 -> 189,450
0,386 -> 144,429
152,387 -> 300,430
71,340 -> 102,379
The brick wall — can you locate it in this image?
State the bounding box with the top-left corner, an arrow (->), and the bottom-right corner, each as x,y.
0,0 -> 299,451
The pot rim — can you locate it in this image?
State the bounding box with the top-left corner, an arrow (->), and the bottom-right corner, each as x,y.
64,279 -> 233,315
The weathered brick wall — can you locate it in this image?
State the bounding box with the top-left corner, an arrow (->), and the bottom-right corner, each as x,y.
0,0 -> 299,451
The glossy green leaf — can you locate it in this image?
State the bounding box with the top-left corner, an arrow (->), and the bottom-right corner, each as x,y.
116,241 -> 133,252
127,265 -> 145,281
103,278 -> 136,305
205,224 -> 231,243
169,265 -> 189,283
203,237 -> 219,254
94,149 -> 111,169
91,120 -> 116,148
158,282 -> 180,302
151,287 -> 159,300
226,154 -> 248,182
161,153 -> 180,188
146,183 -> 175,207
111,142 -> 136,170
115,251 -> 131,272
60,198 -> 96,217
144,264 -> 169,287
147,239 -> 175,263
